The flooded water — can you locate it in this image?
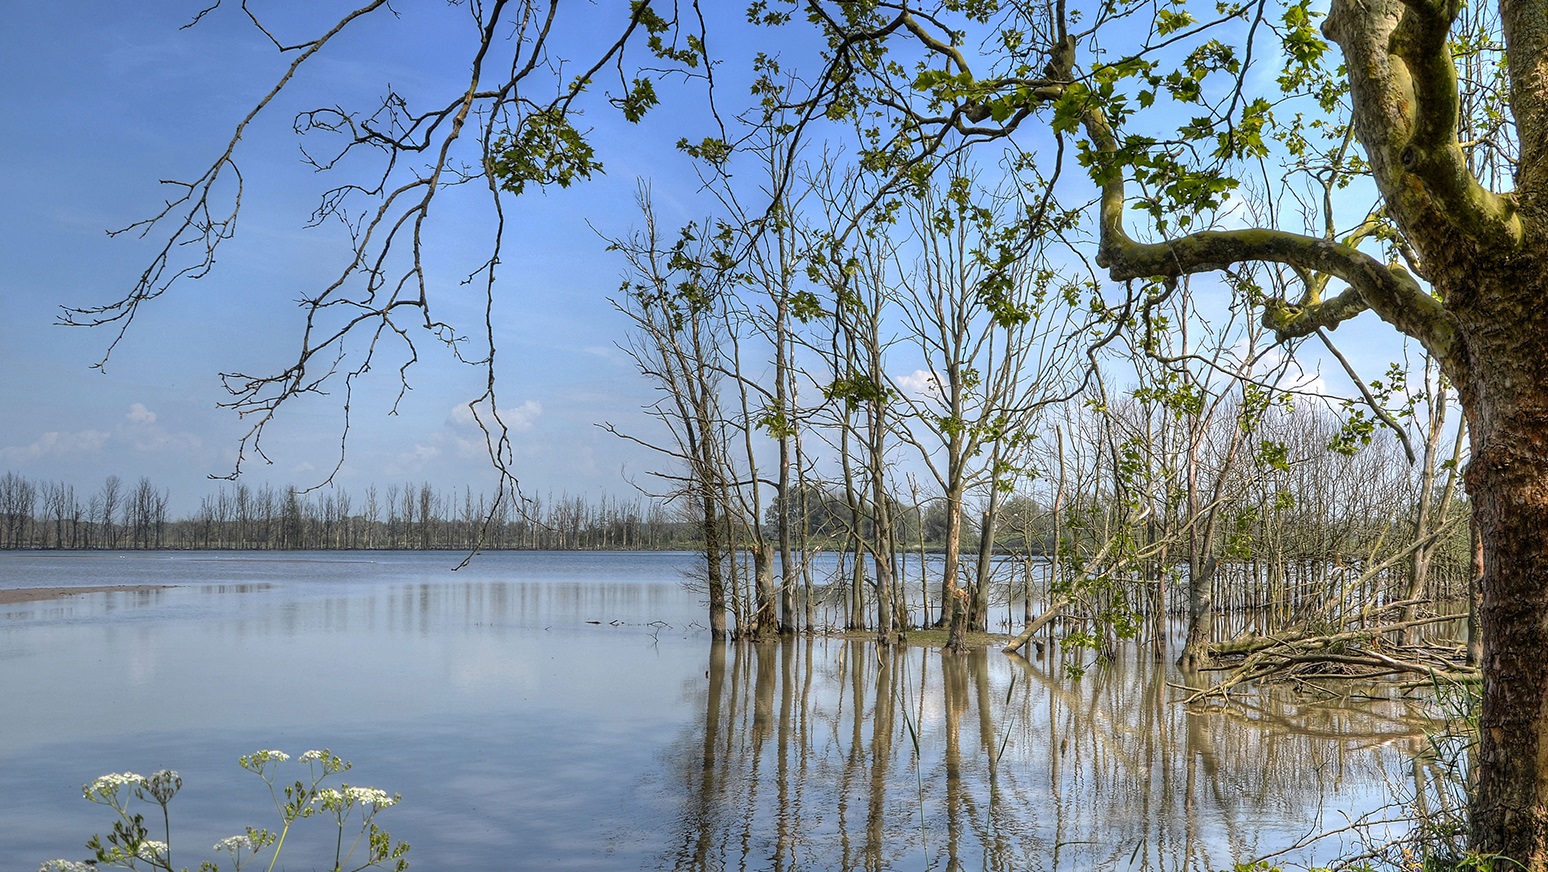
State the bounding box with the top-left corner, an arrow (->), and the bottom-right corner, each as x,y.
0,551 -> 1438,870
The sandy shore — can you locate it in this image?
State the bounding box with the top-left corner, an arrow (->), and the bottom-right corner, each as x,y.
0,585 -> 172,605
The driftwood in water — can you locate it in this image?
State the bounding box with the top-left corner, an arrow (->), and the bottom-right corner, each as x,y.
1182,611 -> 1477,705
1001,594 -> 1069,655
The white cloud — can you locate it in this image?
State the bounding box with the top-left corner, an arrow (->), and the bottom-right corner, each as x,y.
448,399 -> 542,433
388,443 -> 442,475
119,405 -> 201,454
1251,346 -> 1329,396
506,400 -> 543,431
0,429 -> 111,462
893,369 -> 942,398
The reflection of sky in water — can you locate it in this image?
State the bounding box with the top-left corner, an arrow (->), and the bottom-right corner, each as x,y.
0,552 -> 1437,870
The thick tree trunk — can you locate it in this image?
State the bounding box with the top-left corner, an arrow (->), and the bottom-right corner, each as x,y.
1465,351 -> 1548,863
752,545 -> 780,639
1177,554 -> 1217,668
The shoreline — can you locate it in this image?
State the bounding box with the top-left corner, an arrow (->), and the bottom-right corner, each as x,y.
0,585 -> 172,606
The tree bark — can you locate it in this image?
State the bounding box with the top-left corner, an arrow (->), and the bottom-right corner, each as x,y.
1461,287 -> 1548,861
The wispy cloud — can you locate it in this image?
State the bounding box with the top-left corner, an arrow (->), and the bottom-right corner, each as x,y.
0,429 -> 112,462
120,403 -> 202,454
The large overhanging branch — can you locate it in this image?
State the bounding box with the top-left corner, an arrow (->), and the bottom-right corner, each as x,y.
1080,107 -> 1459,363
848,2 -> 1467,367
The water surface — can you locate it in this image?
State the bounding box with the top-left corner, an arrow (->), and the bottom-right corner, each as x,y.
0,551 -> 1435,870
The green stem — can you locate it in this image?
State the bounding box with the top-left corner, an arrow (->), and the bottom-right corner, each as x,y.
161,801 -> 173,871
264,820 -> 293,872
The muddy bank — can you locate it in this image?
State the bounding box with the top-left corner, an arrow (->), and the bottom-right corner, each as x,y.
0,585 -> 172,605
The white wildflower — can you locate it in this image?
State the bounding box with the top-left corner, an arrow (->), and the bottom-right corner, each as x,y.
37,861 -> 96,872
313,785 -> 399,811
300,749 -> 325,762
135,840 -> 169,860
239,749 -> 292,772
83,771 -> 145,801
344,786 -> 398,809
214,834 -> 254,854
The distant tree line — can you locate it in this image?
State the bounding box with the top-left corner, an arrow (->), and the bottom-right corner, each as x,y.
0,474 -> 703,552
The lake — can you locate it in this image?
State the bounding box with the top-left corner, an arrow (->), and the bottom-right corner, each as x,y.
0,551 -> 1440,870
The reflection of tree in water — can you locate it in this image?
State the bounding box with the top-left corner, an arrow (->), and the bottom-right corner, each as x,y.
659,641 -> 1438,872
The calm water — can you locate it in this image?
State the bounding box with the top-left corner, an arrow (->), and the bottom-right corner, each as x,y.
0,551 -> 1437,870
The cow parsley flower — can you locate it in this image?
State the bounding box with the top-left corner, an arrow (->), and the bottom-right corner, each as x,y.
214,834 -> 254,854
313,785 -> 399,812
239,749 -> 291,774
344,787 -> 399,809
83,772 -> 145,802
37,861 -> 96,872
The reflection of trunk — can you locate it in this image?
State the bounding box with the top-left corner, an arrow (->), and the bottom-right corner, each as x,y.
688,641 -> 726,871
752,641 -> 777,746
864,646 -> 895,871
942,651 -> 969,871
839,640 -> 866,870
774,640 -> 795,868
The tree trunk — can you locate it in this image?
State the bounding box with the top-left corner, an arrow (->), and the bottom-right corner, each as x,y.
942,484 -> 969,651
1465,349 -> 1548,862
1177,555 -> 1217,669
752,544 -> 780,639
703,491 -> 727,640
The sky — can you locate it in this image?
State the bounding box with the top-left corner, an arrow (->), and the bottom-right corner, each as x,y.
0,3 -> 726,515
0,2 -> 1414,519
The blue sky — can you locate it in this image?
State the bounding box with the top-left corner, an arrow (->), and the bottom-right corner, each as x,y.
0,3 -> 727,514
0,2 -> 1418,518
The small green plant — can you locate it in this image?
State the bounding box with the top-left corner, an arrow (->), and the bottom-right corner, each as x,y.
37,749 -> 409,872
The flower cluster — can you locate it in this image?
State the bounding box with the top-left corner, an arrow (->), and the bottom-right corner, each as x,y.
314,786 -> 400,812
82,771 -> 145,803
43,749 -> 408,872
